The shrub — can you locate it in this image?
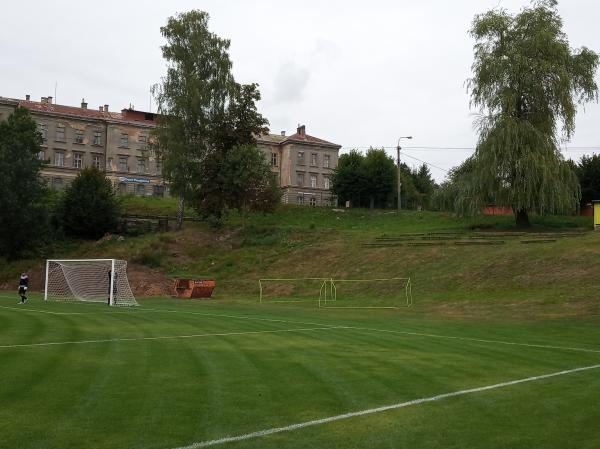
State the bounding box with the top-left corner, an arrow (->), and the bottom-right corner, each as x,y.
61,167 -> 121,239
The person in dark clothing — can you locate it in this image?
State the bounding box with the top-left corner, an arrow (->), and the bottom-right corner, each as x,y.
18,273 -> 29,304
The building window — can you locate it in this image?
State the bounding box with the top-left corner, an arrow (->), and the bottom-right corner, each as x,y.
38,123 -> 47,141
93,130 -> 102,146
324,154 -> 330,168
310,174 -> 317,188
55,125 -> 66,142
74,129 -> 84,144
311,153 -> 318,166
37,150 -> 45,161
52,177 -> 63,189
310,197 -> 317,206
297,194 -> 304,205
137,158 -> 146,174
54,152 -> 64,167
271,152 -> 278,166
153,185 -> 165,197
156,159 -> 162,176
296,172 -> 304,187
324,176 -> 330,190
118,182 -> 127,194
136,184 -> 145,196
297,151 -> 305,165
138,135 -> 147,150
73,152 -> 83,169
118,156 -> 128,172
92,155 -> 102,169
120,133 -> 129,148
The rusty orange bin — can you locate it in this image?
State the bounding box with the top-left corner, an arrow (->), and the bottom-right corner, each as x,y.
173,279 -> 216,299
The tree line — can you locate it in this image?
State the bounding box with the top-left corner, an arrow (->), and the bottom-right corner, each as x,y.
330,148 -> 436,210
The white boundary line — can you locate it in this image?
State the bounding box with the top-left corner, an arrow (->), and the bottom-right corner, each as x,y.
172,363 -> 600,449
0,326 -> 348,349
2,297 -> 599,355
343,326 -> 600,355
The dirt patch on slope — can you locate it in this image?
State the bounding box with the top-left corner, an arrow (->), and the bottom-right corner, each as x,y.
127,264 -> 173,297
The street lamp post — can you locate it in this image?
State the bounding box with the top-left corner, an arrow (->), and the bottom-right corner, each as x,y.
397,136 -> 413,212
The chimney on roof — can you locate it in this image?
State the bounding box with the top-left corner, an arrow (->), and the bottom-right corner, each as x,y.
47,96 -> 53,104
25,94 -> 30,101
297,125 -> 306,136
81,98 -> 88,109
104,104 -> 109,112
41,97 -> 47,104
99,106 -> 104,112
281,131 -> 286,136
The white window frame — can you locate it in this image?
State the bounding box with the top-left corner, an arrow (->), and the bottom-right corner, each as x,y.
137,157 -> 146,174
310,174 -> 317,188
73,152 -> 83,169
118,156 -> 128,172
74,129 -> 84,144
54,151 -> 64,167
92,154 -> 102,169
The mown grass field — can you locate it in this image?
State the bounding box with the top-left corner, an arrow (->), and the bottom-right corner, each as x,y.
1,292 -> 599,449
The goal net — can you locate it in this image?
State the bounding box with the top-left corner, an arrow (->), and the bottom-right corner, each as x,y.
319,277 -> 412,309
258,278 -> 332,304
45,259 -> 137,307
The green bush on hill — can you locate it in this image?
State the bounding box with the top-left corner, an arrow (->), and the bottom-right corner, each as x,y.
60,167 -> 121,239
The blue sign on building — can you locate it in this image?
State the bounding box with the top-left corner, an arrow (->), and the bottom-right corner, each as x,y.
118,176 -> 151,184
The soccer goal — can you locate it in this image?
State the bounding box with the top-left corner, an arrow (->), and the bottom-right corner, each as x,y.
44,259 -> 137,306
258,278 -> 332,304
319,277 -> 412,309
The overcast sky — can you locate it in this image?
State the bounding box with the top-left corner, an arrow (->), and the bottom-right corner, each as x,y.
1,0 -> 598,181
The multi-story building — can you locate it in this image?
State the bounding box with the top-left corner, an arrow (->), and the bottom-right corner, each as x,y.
0,95 -> 166,196
258,125 -> 340,206
1,96 -> 341,205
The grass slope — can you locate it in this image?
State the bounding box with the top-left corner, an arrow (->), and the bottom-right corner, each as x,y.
1,293 -> 599,449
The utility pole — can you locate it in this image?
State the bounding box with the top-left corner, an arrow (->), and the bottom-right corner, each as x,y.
396,136 -> 413,212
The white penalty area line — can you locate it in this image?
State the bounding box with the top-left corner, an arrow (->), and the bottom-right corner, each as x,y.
173,363 -> 600,449
0,326 -> 348,349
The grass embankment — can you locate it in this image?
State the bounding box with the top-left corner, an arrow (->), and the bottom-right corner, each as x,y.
1,198 -> 597,318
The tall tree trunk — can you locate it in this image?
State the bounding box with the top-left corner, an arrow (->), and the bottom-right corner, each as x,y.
176,195 -> 184,230
369,196 -> 375,209
241,198 -> 247,229
515,208 -> 531,228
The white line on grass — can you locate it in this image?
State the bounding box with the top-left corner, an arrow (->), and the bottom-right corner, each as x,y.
0,298 -> 336,327
343,326 -> 600,355
2,296 -> 599,355
172,363 -> 600,449
0,326 -> 348,349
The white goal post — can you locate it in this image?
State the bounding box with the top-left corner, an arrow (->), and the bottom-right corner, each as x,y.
44,259 -> 137,307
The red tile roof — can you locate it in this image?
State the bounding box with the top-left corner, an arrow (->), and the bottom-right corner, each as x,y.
17,100 -> 156,126
282,132 -> 340,148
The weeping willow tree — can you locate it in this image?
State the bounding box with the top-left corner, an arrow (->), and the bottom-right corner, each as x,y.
464,0 -> 598,227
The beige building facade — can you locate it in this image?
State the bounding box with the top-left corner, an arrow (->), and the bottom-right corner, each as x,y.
0,96 -> 166,196
1,96 -> 341,205
257,125 -> 340,206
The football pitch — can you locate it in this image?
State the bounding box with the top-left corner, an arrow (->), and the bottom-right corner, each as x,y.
1,292 -> 599,449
